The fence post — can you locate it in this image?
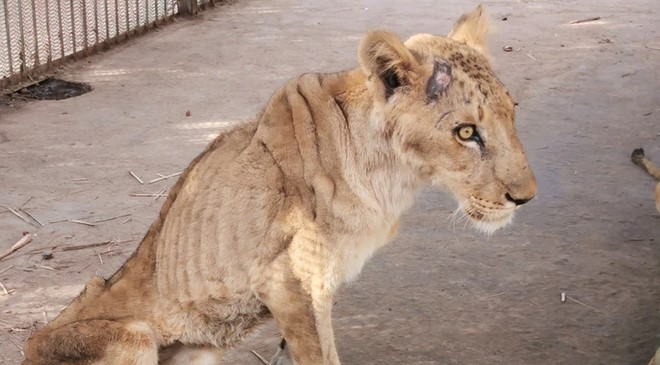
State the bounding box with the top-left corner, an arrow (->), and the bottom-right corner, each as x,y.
177,0 -> 197,16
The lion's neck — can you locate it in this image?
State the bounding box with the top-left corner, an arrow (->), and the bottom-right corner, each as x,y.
331,69 -> 422,220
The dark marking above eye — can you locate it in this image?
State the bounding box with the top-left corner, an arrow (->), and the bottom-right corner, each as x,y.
426,59 -> 453,102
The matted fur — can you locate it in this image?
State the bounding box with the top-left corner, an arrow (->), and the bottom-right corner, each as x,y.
22,5 -> 537,365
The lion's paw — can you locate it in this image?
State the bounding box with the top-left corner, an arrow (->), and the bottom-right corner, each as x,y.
632,147 -> 645,164
270,339 -> 295,365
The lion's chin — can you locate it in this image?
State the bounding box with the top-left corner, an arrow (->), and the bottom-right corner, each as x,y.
469,213 -> 514,235
459,204 -> 515,235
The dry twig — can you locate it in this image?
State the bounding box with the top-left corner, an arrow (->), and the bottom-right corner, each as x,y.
61,241 -> 113,252
68,219 -> 96,227
20,196 -> 33,207
60,239 -> 132,253
0,281 -> 9,295
148,172 -> 182,184
18,208 -> 45,227
566,295 -> 603,313
0,233 -> 34,261
8,327 -> 29,332
129,171 -> 144,184
92,214 -> 131,224
2,206 -> 37,227
569,16 -> 601,24
250,350 -> 271,365
7,335 -> 24,355
35,265 -> 56,271
154,187 -> 168,200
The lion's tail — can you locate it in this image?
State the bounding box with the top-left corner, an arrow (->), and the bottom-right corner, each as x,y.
631,148 -> 660,181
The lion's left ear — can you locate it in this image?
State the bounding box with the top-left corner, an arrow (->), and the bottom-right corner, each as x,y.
358,30 -> 420,100
448,4 -> 490,56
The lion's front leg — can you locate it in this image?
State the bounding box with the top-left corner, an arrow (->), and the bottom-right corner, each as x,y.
260,249 -> 341,365
266,286 -> 339,365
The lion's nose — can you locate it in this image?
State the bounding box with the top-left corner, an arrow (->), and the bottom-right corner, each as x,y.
505,192 -> 533,206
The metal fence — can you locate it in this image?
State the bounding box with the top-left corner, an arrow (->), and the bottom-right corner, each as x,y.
1,0 -> 213,89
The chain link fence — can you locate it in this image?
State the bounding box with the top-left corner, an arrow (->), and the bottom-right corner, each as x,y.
1,0 -> 214,89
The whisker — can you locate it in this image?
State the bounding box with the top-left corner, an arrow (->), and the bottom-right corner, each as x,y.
461,206 -> 473,230
447,210 -> 456,232
450,206 -> 458,232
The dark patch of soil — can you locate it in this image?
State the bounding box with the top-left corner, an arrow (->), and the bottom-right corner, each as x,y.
17,78 -> 92,100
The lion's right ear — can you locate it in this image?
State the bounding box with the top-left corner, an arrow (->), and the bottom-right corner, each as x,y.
448,4 -> 490,56
358,31 -> 420,100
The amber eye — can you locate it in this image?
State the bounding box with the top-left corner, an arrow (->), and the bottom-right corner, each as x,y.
454,124 -> 484,147
457,125 -> 475,140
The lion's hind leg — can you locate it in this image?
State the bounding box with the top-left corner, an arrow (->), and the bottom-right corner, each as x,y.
23,320 -> 158,365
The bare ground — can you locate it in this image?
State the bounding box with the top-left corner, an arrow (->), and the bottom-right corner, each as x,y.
0,0 -> 659,364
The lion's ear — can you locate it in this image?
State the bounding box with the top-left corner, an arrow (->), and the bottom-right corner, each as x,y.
448,4 -> 490,56
358,30 -> 420,99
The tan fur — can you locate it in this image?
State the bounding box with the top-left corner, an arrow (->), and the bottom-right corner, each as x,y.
649,349 -> 660,365
447,4 -> 490,57
631,148 -> 660,212
650,348 -> 660,365
23,5 -> 536,365
632,148 -> 660,365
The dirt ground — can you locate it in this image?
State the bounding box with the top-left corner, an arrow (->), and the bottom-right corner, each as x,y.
1,0 -> 659,364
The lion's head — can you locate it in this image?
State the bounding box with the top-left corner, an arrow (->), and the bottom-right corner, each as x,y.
357,5 -> 537,233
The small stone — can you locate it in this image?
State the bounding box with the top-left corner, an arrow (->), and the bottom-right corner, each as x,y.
503,46 -> 513,52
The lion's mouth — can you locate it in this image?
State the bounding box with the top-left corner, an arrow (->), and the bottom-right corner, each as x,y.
453,196 -> 516,234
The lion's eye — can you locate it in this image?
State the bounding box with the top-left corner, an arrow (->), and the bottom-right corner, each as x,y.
458,125 -> 475,140
455,124 -> 484,147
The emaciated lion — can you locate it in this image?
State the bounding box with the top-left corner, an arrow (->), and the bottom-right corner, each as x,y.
23,5 -> 537,365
